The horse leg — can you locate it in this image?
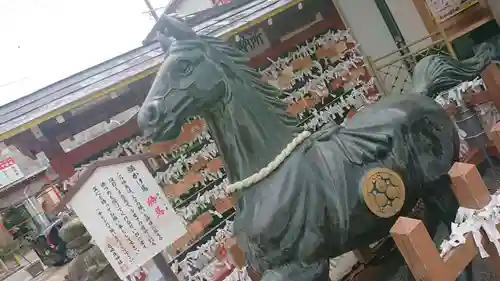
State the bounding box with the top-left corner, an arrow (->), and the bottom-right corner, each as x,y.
421,175 -> 474,281
421,175 -> 459,230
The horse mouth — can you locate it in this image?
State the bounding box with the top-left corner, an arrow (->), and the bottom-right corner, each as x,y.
145,121 -> 182,142
139,91 -> 192,142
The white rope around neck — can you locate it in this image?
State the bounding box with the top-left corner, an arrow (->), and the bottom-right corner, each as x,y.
224,130 -> 312,194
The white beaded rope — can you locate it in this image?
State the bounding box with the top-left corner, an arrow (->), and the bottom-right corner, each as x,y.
224,131 -> 312,194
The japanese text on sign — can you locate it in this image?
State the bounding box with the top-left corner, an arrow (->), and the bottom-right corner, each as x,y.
69,160 -> 186,280
0,157 -> 24,190
233,28 -> 271,57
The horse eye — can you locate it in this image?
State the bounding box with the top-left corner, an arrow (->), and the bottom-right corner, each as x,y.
177,60 -> 192,76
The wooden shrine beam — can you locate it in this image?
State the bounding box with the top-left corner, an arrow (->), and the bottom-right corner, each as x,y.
65,116 -> 140,166
225,238 -> 261,281
3,130 -> 43,160
49,117 -> 139,179
4,117 -> 140,180
3,73 -> 153,158
247,6 -> 343,68
39,85 -> 149,141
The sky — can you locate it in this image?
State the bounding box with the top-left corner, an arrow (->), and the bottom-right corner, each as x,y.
0,0 -> 170,106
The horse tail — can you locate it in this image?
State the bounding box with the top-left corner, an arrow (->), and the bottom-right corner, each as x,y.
411,42 -> 496,98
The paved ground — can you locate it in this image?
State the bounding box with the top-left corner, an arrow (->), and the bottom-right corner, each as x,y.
31,266 -> 68,281
0,251 -> 69,281
2,263 -> 69,281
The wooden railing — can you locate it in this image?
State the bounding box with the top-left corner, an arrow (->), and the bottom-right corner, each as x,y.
391,123 -> 500,281
366,32 -> 453,96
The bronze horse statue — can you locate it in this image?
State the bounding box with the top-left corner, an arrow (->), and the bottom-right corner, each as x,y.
138,16 -> 463,281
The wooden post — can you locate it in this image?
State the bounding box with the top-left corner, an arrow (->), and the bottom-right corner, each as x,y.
491,122 -> 500,152
391,217 -> 452,281
447,162 -> 500,278
225,238 -> 246,269
481,64 -> 500,110
225,238 -> 260,281
153,254 -> 179,281
391,161 -> 500,281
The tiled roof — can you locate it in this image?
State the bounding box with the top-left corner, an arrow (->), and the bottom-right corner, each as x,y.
0,0 -> 302,141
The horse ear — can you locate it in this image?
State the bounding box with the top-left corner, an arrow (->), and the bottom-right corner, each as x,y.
155,30 -> 173,51
161,15 -> 198,40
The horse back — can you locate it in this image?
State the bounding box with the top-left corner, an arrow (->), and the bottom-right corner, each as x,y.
345,93 -> 460,181
234,94 -> 460,267
298,93 -> 459,252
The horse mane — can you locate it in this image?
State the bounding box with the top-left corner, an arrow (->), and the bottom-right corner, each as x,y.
174,35 -> 299,127
411,42 -> 496,98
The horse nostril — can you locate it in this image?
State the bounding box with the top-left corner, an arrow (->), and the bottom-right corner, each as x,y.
148,104 -> 161,124
141,103 -> 160,127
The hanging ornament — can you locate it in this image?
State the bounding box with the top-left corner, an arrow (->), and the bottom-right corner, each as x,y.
316,42 -> 340,59
310,81 -> 330,99
277,66 -> 294,89
291,56 -> 313,71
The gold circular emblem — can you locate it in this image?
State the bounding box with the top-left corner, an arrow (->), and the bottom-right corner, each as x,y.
361,167 -> 406,218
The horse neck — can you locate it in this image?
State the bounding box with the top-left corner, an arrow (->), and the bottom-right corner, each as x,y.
203,79 -> 299,182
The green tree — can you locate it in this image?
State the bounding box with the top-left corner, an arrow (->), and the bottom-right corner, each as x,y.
2,206 -> 33,239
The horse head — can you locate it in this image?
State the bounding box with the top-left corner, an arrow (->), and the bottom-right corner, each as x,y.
138,16 -> 249,142
139,15 -> 298,182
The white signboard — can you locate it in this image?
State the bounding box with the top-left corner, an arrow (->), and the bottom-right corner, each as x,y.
69,160 -> 186,280
0,157 -> 24,190
426,0 -> 478,22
